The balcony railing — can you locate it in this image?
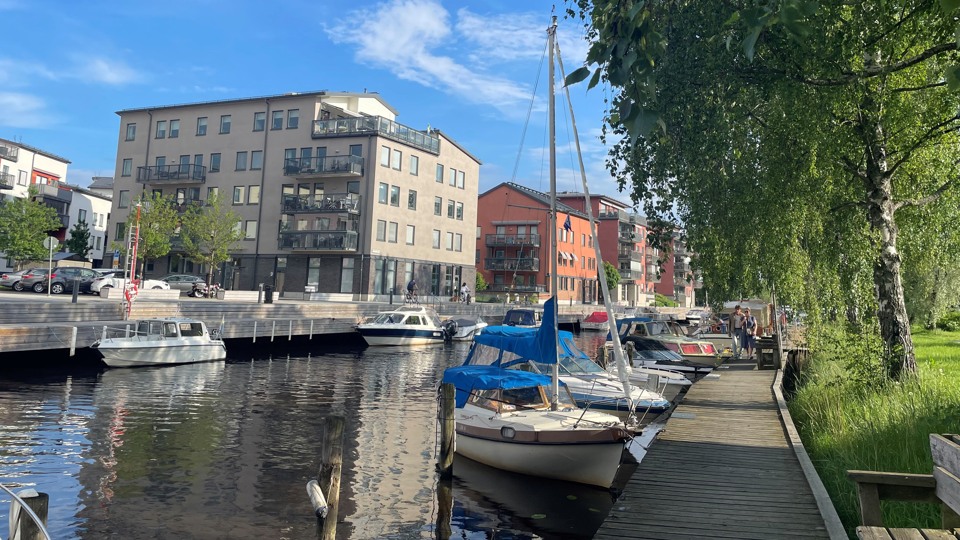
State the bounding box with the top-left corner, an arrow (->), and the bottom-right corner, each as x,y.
0,171 -> 14,189
282,193 -> 361,215
485,234 -> 541,247
56,213 -> 69,228
0,143 -> 19,162
619,269 -> 638,280
35,183 -> 72,203
618,249 -> 642,261
598,210 -> 621,220
312,116 -> 440,155
484,257 -> 540,272
278,230 -> 358,251
485,284 -> 546,293
137,164 -> 206,183
283,155 -> 363,178
618,232 -> 638,243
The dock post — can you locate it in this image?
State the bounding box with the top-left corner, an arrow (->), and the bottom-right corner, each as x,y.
253,321 -> 257,343
125,324 -> 131,338
10,489 -> 49,540
271,320 -> 276,342
625,341 -> 636,367
435,476 -> 453,539
288,320 -> 293,341
317,416 -> 344,540
69,326 -> 78,357
310,320 -> 314,340
438,383 -> 456,478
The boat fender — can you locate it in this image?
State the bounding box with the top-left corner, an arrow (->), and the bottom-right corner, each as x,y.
306,479 -> 328,519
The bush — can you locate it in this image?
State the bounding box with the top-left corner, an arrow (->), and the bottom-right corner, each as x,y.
936,311 -> 960,332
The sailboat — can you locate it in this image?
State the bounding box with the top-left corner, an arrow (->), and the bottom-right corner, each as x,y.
439,17 -> 641,488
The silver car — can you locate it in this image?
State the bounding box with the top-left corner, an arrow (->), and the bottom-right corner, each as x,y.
0,269 -> 28,291
159,274 -> 206,295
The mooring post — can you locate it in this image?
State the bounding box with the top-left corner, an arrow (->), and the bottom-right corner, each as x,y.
318,416 -> 344,540
253,320 -> 258,343
69,326 -> 78,357
435,476 -> 453,540
11,489 -> 49,540
625,341 -> 636,367
596,345 -> 607,369
438,383 -> 456,478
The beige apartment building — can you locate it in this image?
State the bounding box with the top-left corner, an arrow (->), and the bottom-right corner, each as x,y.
107,91 -> 480,299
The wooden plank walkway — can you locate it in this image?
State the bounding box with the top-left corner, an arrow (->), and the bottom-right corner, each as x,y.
596,358 -> 832,540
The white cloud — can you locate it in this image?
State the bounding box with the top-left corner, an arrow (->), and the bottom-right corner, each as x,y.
0,92 -> 52,128
0,59 -> 59,85
455,8 -> 545,63
69,55 -> 141,85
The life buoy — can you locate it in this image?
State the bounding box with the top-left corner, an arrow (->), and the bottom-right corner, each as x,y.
124,282 -> 139,303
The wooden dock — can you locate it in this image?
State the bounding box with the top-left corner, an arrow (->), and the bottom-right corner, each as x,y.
596,358 -> 840,540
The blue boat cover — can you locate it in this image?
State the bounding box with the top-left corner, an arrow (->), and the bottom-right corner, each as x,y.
441,365 -> 566,407
463,297 -> 558,366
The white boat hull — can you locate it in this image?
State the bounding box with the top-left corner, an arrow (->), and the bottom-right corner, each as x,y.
97,341 -> 226,368
356,329 -> 445,346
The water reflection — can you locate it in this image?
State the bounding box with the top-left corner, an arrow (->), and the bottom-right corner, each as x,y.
0,336 -> 626,539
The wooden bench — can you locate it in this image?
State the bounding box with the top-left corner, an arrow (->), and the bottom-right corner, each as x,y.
849,434 -> 960,539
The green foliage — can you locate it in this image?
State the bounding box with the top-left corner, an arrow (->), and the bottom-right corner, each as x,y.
65,220 -> 91,258
936,311 -> 960,332
179,192 -> 244,283
475,273 -> 488,292
134,194 -> 181,274
653,293 -> 678,307
0,189 -> 62,268
602,260 -> 620,292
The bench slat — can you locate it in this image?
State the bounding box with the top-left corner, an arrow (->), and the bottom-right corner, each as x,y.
934,466 -> 960,518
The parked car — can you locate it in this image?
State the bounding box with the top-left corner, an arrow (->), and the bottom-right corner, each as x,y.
159,274 -> 206,295
17,268 -> 50,292
0,269 -> 28,291
22,267 -> 100,294
90,271 -> 171,295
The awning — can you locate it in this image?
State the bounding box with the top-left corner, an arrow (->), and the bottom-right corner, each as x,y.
571,253 -> 579,261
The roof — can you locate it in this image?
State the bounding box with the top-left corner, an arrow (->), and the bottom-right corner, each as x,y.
432,129 -> 482,165
88,177 -> 114,189
0,138 -> 71,164
115,90 -> 398,115
556,191 -> 631,210
480,182 -> 588,219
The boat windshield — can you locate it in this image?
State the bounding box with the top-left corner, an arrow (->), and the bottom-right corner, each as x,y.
372,313 -> 404,324
469,385 -> 576,412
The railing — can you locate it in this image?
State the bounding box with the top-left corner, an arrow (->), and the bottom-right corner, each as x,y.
312,116 -> 440,155
618,232 -> 638,243
282,193 -> 361,214
485,284 -> 546,293
278,230 -> 359,251
484,234 -> 541,247
0,142 -> 19,162
598,210 -> 621,219
283,155 -> 363,177
35,183 -> 72,202
484,257 -> 540,272
619,269 -> 638,280
618,250 -> 642,261
0,171 -> 14,189
137,164 -> 207,183
56,213 -> 69,228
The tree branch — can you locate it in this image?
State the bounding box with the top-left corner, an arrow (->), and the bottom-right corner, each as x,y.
887,113 -> 960,176
894,178 -> 957,211
892,81 -> 947,93
830,199 -> 868,213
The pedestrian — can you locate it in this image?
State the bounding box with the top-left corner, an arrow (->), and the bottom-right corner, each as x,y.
729,305 -> 744,359
460,282 -> 469,304
743,308 -> 758,359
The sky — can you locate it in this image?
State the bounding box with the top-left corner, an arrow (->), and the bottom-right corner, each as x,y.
0,0 -> 633,206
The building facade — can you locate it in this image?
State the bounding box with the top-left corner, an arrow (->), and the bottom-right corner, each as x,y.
107,91 -> 480,299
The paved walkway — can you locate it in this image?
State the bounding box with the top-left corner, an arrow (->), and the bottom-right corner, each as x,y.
596,359 -> 833,539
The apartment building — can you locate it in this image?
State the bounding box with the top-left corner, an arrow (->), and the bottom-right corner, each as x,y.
655,233 -> 697,308
107,91 -> 480,298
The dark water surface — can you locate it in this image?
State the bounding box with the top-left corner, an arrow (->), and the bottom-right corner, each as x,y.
0,336 -> 621,539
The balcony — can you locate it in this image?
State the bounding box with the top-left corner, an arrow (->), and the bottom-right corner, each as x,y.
619,269 -> 638,281
283,155 -> 363,179
278,230 -> 358,251
35,183 -> 72,203
137,164 -> 206,184
0,171 -> 14,190
485,234 -> 541,247
312,116 -> 440,155
486,283 -> 546,293
598,210 -> 621,220
282,193 -> 361,215
618,232 -> 638,243
618,249 -> 642,261
56,213 -> 70,228
0,142 -> 19,162
484,257 -> 540,272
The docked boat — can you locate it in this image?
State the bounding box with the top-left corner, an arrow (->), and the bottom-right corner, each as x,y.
610,336 -> 716,378
502,307 -> 543,328
355,305 -> 449,346
92,317 -> 226,368
609,317 -> 721,367
580,311 -> 609,331
442,316 -> 489,342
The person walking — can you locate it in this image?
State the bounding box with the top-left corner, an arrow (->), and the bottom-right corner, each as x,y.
743,308 -> 758,360
729,305 -> 744,359
460,282 -> 469,304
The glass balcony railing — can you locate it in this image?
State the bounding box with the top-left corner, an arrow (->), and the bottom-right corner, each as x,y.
486,284 -> 546,293
618,232 -> 638,243
484,257 -> 540,272
0,143 -> 19,162
618,250 -> 642,261
619,269 -> 638,280
312,116 -> 440,155
282,193 -> 361,214
283,155 -> 363,177
598,210 -> 621,220
485,234 -> 541,247
137,164 -> 207,183
0,171 -> 14,189
278,230 -> 358,251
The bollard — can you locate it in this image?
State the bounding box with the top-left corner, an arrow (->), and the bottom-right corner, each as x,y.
257,283 -> 263,304
625,341 -> 636,367
437,383 -> 456,478
71,278 -> 80,304
317,416 -> 344,540
596,346 -> 608,369
10,489 -> 49,540
389,287 -> 395,305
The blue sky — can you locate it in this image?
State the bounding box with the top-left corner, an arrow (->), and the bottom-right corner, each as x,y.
0,0 -> 632,206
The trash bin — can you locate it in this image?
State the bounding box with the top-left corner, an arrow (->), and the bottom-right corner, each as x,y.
264,285 -> 273,304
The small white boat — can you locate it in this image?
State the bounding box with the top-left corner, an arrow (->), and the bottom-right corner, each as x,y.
442,316 -> 488,341
355,305 -> 449,346
502,307 -> 543,328
92,317 -> 226,368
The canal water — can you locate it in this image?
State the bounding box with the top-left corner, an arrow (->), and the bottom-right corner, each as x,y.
0,333 -> 629,539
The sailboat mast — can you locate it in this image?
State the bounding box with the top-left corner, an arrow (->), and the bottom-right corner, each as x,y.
548,15 -> 560,410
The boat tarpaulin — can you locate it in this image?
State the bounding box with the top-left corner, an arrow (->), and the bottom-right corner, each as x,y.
442,365 -> 565,407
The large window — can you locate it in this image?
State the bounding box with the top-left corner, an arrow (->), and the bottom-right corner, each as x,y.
389,185 -> 400,206
220,115 -> 231,134
210,153 -> 221,173
448,167 -> 457,186
455,233 -> 462,252
340,257 -> 354,293
235,151 -> 248,171
253,112 -> 265,131
272,111 -> 284,130
196,117 -> 207,136
287,109 -> 299,129
457,170 -> 465,189
250,150 -> 263,170
169,119 -> 180,138
121,159 -> 132,177
155,120 -> 167,139
244,221 -> 257,239
125,123 -> 136,141
349,144 -> 362,157
446,232 -> 454,250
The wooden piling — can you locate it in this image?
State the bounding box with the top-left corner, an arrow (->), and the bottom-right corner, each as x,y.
11,490 -> 49,540
318,416 -> 344,540
625,341 -> 636,367
438,383 -> 456,478
596,346 -> 608,369
435,477 -> 453,539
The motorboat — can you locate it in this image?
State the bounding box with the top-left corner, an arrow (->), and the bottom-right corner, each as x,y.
355,305 -> 450,346
613,336 -> 716,379
608,317 -> 721,368
92,317 -> 226,368
501,307 -> 543,328
442,316 -> 489,342
597,345 -> 693,401
579,311 -> 609,331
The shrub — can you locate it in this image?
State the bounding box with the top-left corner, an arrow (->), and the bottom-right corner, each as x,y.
936,310 -> 960,332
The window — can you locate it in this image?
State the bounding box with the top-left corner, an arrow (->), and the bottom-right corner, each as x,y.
220,114 -> 231,134
244,220 -> 257,240
409,155 -> 419,175
169,119 -> 180,138
253,112 -> 265,131
194,154 -> 203,171
378,183 -> 388,204
210,153 -> 221,173
121,158 -> 132,177
125,123 -> 136,141
436,164 -> 443,183
456,202 -> 464,220
18,170 -> 27,185
118,190 -> 130,208
434,196 -> 442,216
155,120 -> 167,139
457,170 -> 465,189
116,221 -> 126,240
196,117 -> 207,136
388,222 -> 398,243
78,209 -> 87,223
340,257 -> 355,293
155,156 -> 166,168
349,144 -> 362,157
95,236 -> 101,250
376,220 -> 387,241
233,186 -> 246,204
380,145 -> 390,167
235,151 -> 248,171
448,167 -> 457,186
248,185 -> 261,204
391,149 -> 401,170
447,199 -> 455,218
406,225 -> 415,245
432,229 -> 441,249
389,185 -> 400,206
408,190 -> 417,210
206,187 -> 219,200
287,109 -> 299,129
455,233 -> 462,252
446,231 -> 454,250
250,150 -> 263,170
272,111 -> 283,130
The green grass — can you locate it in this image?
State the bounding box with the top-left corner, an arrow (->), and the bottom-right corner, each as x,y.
788,328 -> 960,537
